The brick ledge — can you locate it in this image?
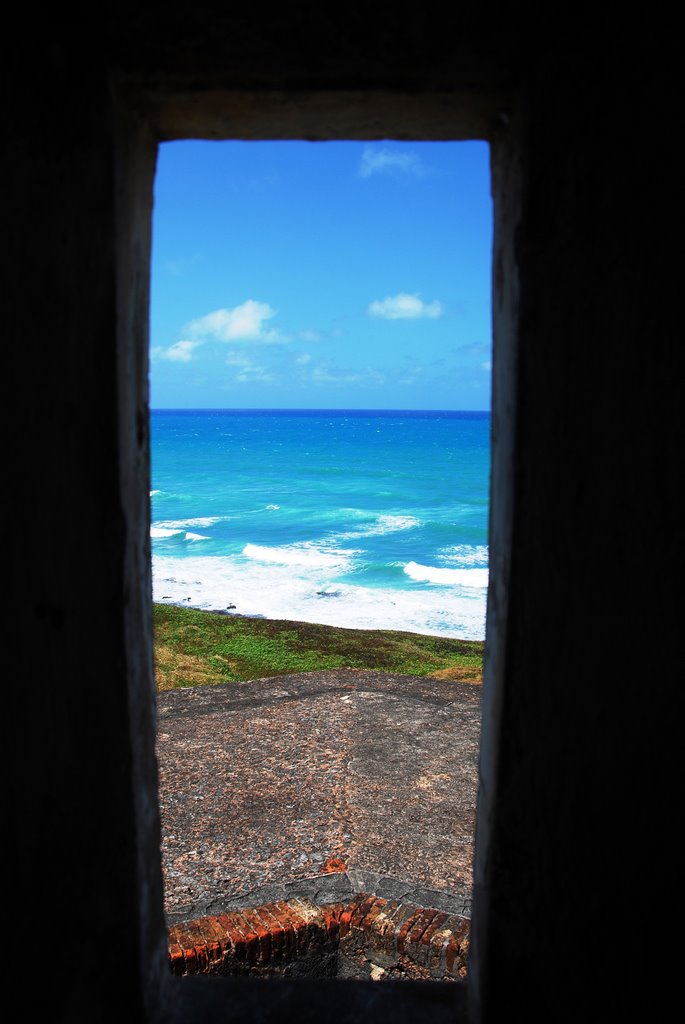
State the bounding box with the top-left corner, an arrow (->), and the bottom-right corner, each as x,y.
168,893 -> 470,982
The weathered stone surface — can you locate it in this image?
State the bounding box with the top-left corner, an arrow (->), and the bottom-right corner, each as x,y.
157,669 -> 481,924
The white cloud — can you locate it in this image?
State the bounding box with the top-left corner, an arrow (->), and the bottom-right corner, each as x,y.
225,351 -> 254,367
359,146 -> 426,179
296,353 -> 312,365
224,350 -> 275,382
235,366 -> 276,383
368,293 -> 443,320
152,339 -> 202,362
186,300 -> 287,343
398,366 -> 425,384
301,362 -> 387,387
310,367 -> 363,385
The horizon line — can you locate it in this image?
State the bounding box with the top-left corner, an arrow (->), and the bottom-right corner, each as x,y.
150,406 -> 491,414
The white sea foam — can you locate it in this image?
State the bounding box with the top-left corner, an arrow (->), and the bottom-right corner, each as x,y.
150,489 -> 161,496
154,516 -> 222,529
439,544 -> 489,567
151,526 -> 211,542
265,504 -> 281,510
152,552 -> 487,640
243,542 -> 356,570
334,513 -> 420,540
150,527 -> 185,539
403,561 -> 489,587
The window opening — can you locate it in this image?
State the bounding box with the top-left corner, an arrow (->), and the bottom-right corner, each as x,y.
150,139 -> 492,981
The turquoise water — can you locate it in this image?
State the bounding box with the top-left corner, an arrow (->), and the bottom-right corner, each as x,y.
150,409 -> 490,639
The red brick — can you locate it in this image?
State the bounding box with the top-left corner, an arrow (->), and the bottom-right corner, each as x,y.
254,905 -> 287,958
420,911 -> 449,945
339,895 -> 366,937
411,911 -> 448,968
406,908 -> 439,954
358,897 -> 388,938
372,901 -> 411,959
442,918 -> 470,977
207,914 -> 236,956
427,924 -> 453,976
167,925 -> 186,953
195,944 -> 209,973
238,908 -> 272,962
445,935 -> 460,975
287,899 -> 326,951
168,948 -> 185,975
173,924 -> 198,952
387,902 -> 418,939
167,931 -> 186,976
416,911 -> 448,963
396,908 -> 425,953
183,945 -> 198,974
268,902 -> 300,957
349,895 -> 378,930
445,915 -> 470,942
173,926 -> 201,974
204,914 -> 229,937
216,913 -> 249,962
214,913 -> 238,956
183,921 -> 210,973
166,894 -> 470,981
273,901 -> 310,953
320,903 -> 344,941
232,911 -> 262,964
195,916 -> 226,964
174,921 -> 208,975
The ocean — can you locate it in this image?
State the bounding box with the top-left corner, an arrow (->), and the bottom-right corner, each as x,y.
150,409 -> 490,640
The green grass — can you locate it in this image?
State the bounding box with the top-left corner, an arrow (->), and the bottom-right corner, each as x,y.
153,602 -> 484,691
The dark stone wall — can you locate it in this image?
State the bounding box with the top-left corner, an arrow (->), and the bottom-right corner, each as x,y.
475,32 -> 679,1024
5,5 -> 682,1023
6,19 -> 150,1023
478,29 -> 682,1022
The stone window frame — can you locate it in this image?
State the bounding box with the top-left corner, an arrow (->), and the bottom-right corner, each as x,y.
115,87 -> 519,1023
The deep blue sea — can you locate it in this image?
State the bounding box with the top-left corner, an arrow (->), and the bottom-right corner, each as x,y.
150,409 -> 490,639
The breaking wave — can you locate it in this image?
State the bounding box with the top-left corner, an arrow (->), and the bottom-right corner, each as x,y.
403,561 -> 489,587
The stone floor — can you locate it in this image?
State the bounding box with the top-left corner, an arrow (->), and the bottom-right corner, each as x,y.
156,668 -> 482,925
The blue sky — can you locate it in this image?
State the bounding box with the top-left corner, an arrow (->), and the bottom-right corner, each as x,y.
150,140 -> 492,410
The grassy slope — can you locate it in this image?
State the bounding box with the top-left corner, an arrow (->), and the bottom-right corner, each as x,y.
153,602 -> 484,691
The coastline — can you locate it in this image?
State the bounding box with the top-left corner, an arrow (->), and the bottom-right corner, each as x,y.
152,558 -> 488,643
153,600 -> 485,690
